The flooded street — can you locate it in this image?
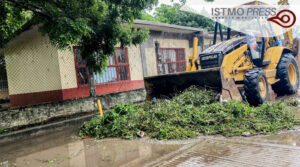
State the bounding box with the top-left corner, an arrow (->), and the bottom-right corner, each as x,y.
0,127 -> 184,167
1,126 -> 300,167
0,94 -> 299,167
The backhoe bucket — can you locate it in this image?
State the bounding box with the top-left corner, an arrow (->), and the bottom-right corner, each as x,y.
144,67 -> 242,101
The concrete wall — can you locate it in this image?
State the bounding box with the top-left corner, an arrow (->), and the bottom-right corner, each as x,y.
127,45 -> 144,80
140,31 -> 202,77
0,88 -> 146,130
4,27 -> 85,107
4,27 -> 62,95
57,48 -> 78,90
144,48 -> 158,77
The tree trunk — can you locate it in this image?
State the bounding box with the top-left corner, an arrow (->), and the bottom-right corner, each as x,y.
87,66 -> 96,97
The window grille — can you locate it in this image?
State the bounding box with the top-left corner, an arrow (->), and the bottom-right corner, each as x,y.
157,48 -> 186,75
73,47 -> 88,86
94,48 -> 130,84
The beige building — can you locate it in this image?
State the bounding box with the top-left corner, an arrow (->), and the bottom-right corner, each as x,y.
133,20 -> 204,77
3,20 -> 205,108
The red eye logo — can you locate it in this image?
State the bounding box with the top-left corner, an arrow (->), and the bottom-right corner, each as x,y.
267,9 -> 296,28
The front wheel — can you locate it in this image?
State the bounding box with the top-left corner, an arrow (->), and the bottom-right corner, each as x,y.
244,69 -> 269,106
272,54 -> 299,96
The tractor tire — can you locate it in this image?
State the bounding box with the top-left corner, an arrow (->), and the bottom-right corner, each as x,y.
272,54 -> 299,96
244,69 -> 269,106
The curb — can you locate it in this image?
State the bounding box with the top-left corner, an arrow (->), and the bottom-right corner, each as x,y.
0,113 -> 96,144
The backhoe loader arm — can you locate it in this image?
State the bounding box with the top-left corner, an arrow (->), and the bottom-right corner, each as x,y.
186,37 -> 200,71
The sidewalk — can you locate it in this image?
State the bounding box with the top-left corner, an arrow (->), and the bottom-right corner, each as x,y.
149,129 -> 300,167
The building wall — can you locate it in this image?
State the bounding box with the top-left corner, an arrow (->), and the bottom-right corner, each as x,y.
93,45 -> 145,96
145,48 -> 158,77
4,27 -> 68,107
127,45 -> 144,80
57,48 -> 90,101
4,27 -> 91,107
5,27 -> 62,95
57,48 -> 78,90
4,27 -> 145,107
94,45 -> 145,97
140,31 -> 204,77
145,38 -> 194,77
3,26 -> 201,108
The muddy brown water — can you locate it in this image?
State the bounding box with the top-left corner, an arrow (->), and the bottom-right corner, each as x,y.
1,126 -> 300,167
0,127 -> 183,167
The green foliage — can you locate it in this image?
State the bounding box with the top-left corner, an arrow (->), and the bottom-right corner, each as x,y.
0,1 -> 32,48
79,103 -> 141,139
140,3 -> 215,31
0,128 -> 8,134
44,157 -> 69,164
1,0 -> 158,72
140,12 -> 158,22
80,87 -> 297,140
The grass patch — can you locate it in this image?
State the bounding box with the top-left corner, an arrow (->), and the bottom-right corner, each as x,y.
79,86 -> 298,140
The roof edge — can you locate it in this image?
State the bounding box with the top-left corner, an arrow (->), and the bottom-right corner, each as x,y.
133,19 -> 204,32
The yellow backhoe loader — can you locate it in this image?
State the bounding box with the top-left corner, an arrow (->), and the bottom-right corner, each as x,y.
144,0 -> 299,106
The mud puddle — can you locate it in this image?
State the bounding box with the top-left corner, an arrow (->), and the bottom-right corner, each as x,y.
2,128 -> 300,167
0,129 -> 183,167
1,125 -> 300,167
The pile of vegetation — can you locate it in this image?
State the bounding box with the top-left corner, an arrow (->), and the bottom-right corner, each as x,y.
79,87 -> 298,140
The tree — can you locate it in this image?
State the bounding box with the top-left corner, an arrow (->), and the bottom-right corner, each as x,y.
0,0 -> 158,97
140,12 -> 158,22
140,3 -> 215,31
155,3 -> 215,31
0,2 -> 32,49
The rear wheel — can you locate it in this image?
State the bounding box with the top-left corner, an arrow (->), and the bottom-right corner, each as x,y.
272,54 -> 299,96
244,69 -> 269,106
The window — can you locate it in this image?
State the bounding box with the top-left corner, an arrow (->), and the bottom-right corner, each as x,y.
94,48 -> 130,84
157,48 -> 186,75
74,47 -> 130,86
73,47 -> 88,86
0,55 -> 8,91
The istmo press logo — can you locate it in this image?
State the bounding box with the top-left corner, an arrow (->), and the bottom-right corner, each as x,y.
211,6 -> 296,29
268,9 -> 296,28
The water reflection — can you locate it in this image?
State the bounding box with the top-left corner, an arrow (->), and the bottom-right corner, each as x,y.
262,131 -> 300,146
1,128 -> 300,167
0,132 -> 182,167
